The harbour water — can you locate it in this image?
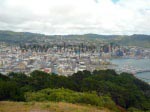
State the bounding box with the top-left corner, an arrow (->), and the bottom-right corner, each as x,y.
110,58 -> 150,84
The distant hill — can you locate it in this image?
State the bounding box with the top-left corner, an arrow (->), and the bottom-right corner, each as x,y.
61,33 -> 120,40
83,33 -> 120,39
0,30 -> 149,47
0,30 -> 45,43
115,34 -> 150,48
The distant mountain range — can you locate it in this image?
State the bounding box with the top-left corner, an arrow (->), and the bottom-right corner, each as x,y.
0,30 -> 150,47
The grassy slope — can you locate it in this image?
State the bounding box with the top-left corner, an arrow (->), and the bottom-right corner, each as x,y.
0,101 -> 116,112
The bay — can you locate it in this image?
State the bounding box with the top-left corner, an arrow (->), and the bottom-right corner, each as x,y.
110,58 -> 150,84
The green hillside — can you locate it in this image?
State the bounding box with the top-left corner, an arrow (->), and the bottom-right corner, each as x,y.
115,34 -> 150,48
0,30 -> 150,47
0,30 -> 45,43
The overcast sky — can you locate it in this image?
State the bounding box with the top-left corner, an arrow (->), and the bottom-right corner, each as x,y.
0,0 -> 150,35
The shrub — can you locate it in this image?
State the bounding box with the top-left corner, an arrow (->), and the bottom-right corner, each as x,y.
25,88 -> 119,111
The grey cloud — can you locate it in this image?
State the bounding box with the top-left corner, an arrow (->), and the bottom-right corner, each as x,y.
0,0 -> 150,35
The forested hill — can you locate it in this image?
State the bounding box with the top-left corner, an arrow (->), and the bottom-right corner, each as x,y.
0,30 -> 150,47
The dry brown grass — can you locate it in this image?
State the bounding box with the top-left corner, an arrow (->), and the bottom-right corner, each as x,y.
0,101 -> 113,112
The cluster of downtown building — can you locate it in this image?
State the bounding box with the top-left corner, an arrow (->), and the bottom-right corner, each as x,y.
0,38 -> 150,76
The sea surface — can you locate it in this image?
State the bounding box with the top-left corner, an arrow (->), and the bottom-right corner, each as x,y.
110,58 -> 150,84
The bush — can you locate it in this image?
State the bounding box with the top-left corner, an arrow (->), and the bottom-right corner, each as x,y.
25,88 -> 119,111
127,107 -> 144,112
0,80 -> 24,101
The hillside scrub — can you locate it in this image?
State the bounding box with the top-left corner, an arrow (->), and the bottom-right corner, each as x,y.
0,70 -> 150,111
25,88 -> 119,111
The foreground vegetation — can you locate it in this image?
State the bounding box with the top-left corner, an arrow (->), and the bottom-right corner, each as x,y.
0,101 -> 114,112
0,69 -> 150,111
25,88 -> 119,111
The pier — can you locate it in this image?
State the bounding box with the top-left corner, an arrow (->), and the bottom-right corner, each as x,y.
135,69 -> 150,74
116,66 -> 150,75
